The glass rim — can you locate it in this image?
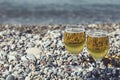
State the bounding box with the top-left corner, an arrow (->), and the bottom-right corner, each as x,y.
86,30 -> 108,37
65,25 -> 85,33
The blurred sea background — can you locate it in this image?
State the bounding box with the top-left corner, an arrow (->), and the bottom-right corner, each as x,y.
0,0 -> 120,24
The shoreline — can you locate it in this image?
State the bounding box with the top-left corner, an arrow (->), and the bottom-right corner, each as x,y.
0,23 -> 120,32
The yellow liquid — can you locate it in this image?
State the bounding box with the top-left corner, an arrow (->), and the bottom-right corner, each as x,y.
64,32 -> 85,54
87,35 -> 109,60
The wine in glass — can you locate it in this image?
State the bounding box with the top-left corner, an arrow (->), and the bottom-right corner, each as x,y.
63,25 -> 85,55
86,30 -> 109,67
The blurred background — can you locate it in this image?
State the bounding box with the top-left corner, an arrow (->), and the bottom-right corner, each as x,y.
0,0 -> 120,24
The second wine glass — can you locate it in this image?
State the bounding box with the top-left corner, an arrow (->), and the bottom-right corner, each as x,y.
86,30 -> 109,67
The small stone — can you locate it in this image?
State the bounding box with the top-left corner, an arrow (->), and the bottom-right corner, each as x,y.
21,56 -> 28,61
21,36 -> 26,41
92,68 -> 100,77
0,61 -> 4,65
29,64 -> 36,71
4,64 -> 9,68
25,76 -> 31,80
18,69 -> 23,74
8,55 -> 16,62
11,44 -> 16,50
9,65 -> 13,71
9,52 -> 17,56
27,43 -> 35,48
26,47 -> 42,59
1,78 -> 5,80
87,66 -> 94,71
5,25 -> 9,28
86,72 -> 92,78
6,75 -> 15,80
112,69 -> 119,77
26,54 -> 36,61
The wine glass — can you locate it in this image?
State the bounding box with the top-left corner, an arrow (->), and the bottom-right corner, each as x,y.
86,30 -> 109,67
63,25 -> 86,55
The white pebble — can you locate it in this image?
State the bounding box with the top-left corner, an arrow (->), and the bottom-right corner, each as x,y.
26,47 -> 42,59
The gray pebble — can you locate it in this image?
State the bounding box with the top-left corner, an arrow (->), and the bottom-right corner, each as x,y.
6,75 -> 15,80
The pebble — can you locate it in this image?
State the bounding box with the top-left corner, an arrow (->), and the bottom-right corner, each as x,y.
8,55 -> 16,62
26,47 -> 42,59
26,54 -> 36,61
0,25 -> 120,80
25,76 -> 31,80
9,65 -> 13,71
21,56 -> 28,61
6,75 -> 15,80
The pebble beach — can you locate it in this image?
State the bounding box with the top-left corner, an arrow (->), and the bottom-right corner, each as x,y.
0,24 -> 120,80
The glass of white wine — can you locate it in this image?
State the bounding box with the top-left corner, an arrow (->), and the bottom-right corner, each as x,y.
63,25 -> 86,55
86,30 -> 109,67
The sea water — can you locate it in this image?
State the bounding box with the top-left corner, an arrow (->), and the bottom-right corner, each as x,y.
0,0 -> 120,24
